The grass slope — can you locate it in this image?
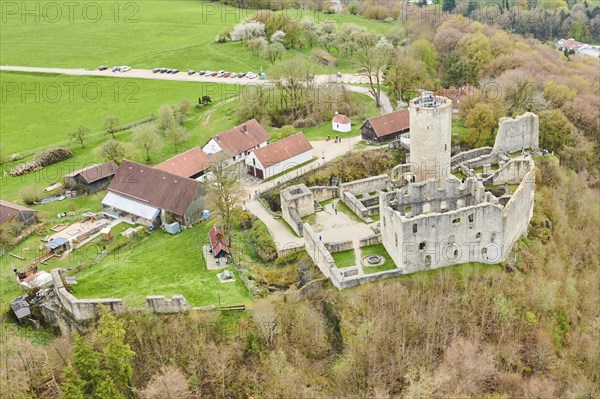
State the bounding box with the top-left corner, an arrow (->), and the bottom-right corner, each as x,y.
0,0 -> 397,72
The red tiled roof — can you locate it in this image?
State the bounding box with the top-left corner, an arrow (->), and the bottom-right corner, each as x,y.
333,114 -> 351,124
107,160 -> 200,216
211,119 -> 270,156
209,226 -> 230,255
252,133 -> 312,167
155,147 -> 211,178
362,109 -> 410,138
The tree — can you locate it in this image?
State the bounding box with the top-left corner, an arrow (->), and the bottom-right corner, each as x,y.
166,126 -> 189,151
140,366 -> 192,399
132,124 -> 162,161
458,32 -> 492,85
158,105 -> 176,131
230,21 -> 266,41
409,39 -> 439,78
271,57 -> 316,120
355,34 -> 391,108
385,53 -> 430,103
247,36 -> 268,56
543,81 -> 577,108
104,116 -> 120,138
206,154 -> 244,237
97,139 -> 127,163
261,42 -> 285,64
271,30 -> 286,45
464,103 -> 496,148
201,96 -> 212,106
300,17 -> 318,47
442,0 -> 456,12
539,109 -> 576,152
68,125 -> 90,148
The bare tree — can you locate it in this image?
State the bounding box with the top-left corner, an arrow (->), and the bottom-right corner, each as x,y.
97,139 -> 127,163
355,36 -> 393,108
140,366 -> 192,399
206,153 -> 244,238
104,115 -> 120,138
132,124 -> 162,161
166,126 -> 189,152
68,125 -> 90,148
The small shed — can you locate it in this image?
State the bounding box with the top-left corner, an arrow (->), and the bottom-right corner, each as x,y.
332,113 -> 351,133
64,161 -> 118,194
208,226 -> 231,258
11,296 -> 31,322
164,221 -> 181,235
313,49 -> 338,67
45,237 -> 69,254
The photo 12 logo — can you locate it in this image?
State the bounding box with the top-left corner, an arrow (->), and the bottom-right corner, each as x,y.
1,81 -> 139,104
1,1 -> 139,24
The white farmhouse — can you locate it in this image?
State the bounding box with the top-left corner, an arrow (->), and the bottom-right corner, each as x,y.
332,113 -> 351,133
202,119 -> 270,165
245,132 -> 313,180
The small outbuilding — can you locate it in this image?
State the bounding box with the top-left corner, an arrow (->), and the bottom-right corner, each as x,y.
313,49 -> 338,67
332,113 -> 351,133
63,161 -> 118,194
360,109 -> 410,143
0,200 -> 37,227
208,226 -> 230,259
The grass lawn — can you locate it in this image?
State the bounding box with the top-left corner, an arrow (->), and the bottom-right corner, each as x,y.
336,200 -> 364,224
1,0 -> 398,72
332,249 -> 356,268
70,225 -> 251,307
451,118 -> 469,146
360,243 -> 397,274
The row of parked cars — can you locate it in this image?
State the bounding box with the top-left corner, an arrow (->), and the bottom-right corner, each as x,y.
99,65 -> 131,72
99,65 -> 258,79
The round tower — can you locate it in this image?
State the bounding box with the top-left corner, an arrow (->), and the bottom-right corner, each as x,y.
409,94 -> 452,184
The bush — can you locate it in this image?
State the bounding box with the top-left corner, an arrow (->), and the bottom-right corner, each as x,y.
249,220 -> 277,262
20,186 -> 43,205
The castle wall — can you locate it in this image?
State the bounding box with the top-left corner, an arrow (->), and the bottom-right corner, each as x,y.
325,240 -> 354,254
492,112 -> 539,154
309,186 -> 338,203
280,184 -> 315,236
451,147 -> 493,164
339,174 -> 390,195
501,167 -> 536,258
485,159 -> 534,186
146,295 -> 190,314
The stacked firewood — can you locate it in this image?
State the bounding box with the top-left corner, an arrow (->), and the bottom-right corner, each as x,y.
10,147 -> 73,176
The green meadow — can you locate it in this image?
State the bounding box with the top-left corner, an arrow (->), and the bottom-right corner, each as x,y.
0,0 -> 397,72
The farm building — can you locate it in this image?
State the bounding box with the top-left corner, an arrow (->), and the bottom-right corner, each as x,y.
101,160 -> 205,226
155,147 -> 211,180
313,49 -> 338,67
360,109 -> 410,143
63,161 -> 118,193
202,119 -> 270,165
208,226 -> 230,259
332,113 -> 351,133
0,200 -> 37,226
245,133 -> 313,180
436,85 -> 472,115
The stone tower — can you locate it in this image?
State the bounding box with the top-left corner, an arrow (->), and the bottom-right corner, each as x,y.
409,95 -> 452,184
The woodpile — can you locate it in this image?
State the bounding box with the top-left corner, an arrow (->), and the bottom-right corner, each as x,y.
10,147 -> 73,176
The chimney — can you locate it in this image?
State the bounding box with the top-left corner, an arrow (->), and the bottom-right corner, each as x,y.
242,125 -> 247,133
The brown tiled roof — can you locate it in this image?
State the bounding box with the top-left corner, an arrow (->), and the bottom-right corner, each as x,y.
155,147 -> 211,178
362,109 -> 410,138
212,119 -> 270,156
252,133 -> 312,167
0,200 -> 37,225
333,114 -> 351,124
436,86 -> 472,109
107,160 -> 200,216
64,161 -> 118,184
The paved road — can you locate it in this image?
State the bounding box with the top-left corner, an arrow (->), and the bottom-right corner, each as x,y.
0,65 -> 394,114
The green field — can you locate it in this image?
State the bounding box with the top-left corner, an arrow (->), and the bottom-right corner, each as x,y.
332,249 -> 356,268
0,0 -> 397,72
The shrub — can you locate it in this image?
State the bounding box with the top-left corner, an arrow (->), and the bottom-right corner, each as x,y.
249,220 -> 277,262
20,186 -> 43,205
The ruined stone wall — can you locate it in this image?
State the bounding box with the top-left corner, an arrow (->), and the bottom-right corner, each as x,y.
303,223 -> 336,283
325,240 -> 354,253
492,112 -> 539,154
501,166 -> 535,258
339,174 -> 390,195
451,147 -> 493,164
310,186 -> 338,203
280,184 -> 315,237
359,234 -> 382,247
485,159 -> 534,186
342,191 -> 369,220
146,295 -> 190,314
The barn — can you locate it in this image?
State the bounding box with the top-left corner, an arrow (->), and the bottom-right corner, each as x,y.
0,200 -> 37,227
332,113 -> 351,133
360,109 -> 410,143
101,160 -> 205,226
155,147 -> 211,180
245,133 -> 313,180
63,161 -> 118,194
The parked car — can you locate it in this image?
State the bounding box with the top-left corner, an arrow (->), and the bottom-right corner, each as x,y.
187,70 -> 195,75
247,72 -> 256,79
198,70 -> 206,75
112,66 -> 120,72
210,71 -> 218,77
152,68 -> 160,73
172,69 -> 180,74
230,73 -> 238,78
237,72 -> 246,78
166,69 -> 173,74
159,68 -> 166,73
120,66 -> 131,72
98,66 -> 108,71
223,72 -> 231,77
